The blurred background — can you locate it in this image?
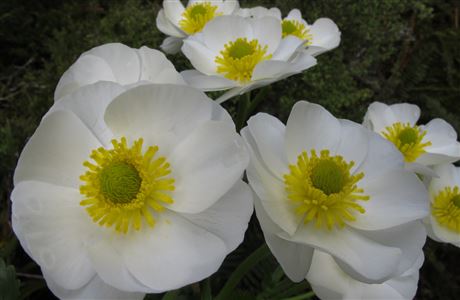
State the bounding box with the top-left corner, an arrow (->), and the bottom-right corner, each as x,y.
0,0 -> 459,299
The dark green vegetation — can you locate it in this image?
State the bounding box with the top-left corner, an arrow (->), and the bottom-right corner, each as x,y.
1,0 -> 459,299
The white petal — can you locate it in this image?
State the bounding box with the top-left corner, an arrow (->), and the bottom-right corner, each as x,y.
14,110 -> 101,188
168,121 -> 248,213
104,84 -> 229,156
160,36 -> 184,54
250,16 -> 282,54
242,127 -> 301,235
215,86 -> 246,103
47,81 -> 124,147
236,7 -> 281,19
246,113 -> 289,177
54,54 -> 116,101
252,60 -> 292,81
309,18 -> 341,53
430,215 -> 460,245
181,181 -> 253,252
336,119 -> 369,172
272,36 -> 305,61
255,196 -> 313,281
203,15 -> 253,53
44,273 -> 145,300
285,9 -> 303,21
163,0 -> 185,26
390,103 -> 421,125
11,181 -> 95,290
181,70 -> 238,91
282,225 -> 401,283
182,39 -> 219,75
363,101 -> 398,133
285,101 -> 342,163
429,163 -> 460,196
138,46 -> 184,85
156,9 -> 185,38
218,0 -> 239,15
350,169 -> 429,230
119,211 -> 227,291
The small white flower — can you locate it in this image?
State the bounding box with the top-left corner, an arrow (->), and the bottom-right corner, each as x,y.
156,0 -> 240,54
306,250 -> 424,300
424,163 -> 460,247
181,15 -> 317,103
363,102 -> 460,174
54,43 -> 184,101
12,82 -> 252,299
243,101 -> 428,284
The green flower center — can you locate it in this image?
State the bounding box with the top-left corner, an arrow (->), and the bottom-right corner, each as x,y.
100,162 -> 141,204
228,39 -> 256,59
398,127 -> 418,145
190,4 -> 207,19
310,159 -> 345,195
282,20 -> 298,35
452,195 -> 460,208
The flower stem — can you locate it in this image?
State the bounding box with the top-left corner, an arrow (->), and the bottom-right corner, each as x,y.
236,91 -> 251,131
281,291 -> 315,300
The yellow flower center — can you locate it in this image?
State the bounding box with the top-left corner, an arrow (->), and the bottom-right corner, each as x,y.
179,2 -> 221,34
281,19 -> 312,44
284,150 -> 369,230
432,186 -> 460,233
80,137 -> 175,234
381,122 -> 432,162
215,38 -> 272,83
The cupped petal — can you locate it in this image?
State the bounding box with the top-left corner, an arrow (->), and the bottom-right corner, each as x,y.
181,70 -> 238,91
362,101 -> 397,133
215,86 -> 246,104
156,8 -> 185,38
285,9 -> 303,22
429,163 -> 460,197
285,101 -> 342,163
11,181 -> 95,290
54,54 -> 116,101
160,36 -> 184,54
430,215 -> 460,245
203,15 -> 253,52
272,36 -> 305,61
309,18 -> 341,54
44,273 -> 145,300
119,211 -> 227,291
336,119 -> 369,173
14,110 -> 101,188
218,0 -> 239,15
250,16 -> 282,54
104,84 -> 230,156
163,0 -> 185,26
252,60 -> 292,81
182,39 -> 219,75
138,46 -> 184,84
390,103 -> 421,125
168,121 -> 248,213
181,181 -> 253,252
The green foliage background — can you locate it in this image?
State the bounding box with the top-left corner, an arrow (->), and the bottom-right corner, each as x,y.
0,0 -> 459,299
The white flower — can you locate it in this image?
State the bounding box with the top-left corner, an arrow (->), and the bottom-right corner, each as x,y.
156,0 -> 240,54
424,163 -> 460,247
306,250 -> 424,300
181,15 -> 317,103
363,102 -> 460,174
235,6 -> 281,19
12,82 -> 253,299
54,43 -> 184,101
242,101 -> 428,285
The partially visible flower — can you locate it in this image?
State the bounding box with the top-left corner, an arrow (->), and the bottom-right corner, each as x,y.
235,6 -> 281,19
363,102 -> 460,174
54,43 -> 184,101
424,163 -> 460,247
243,101 -> 428,285
181,15 -> 316,103
156,0 -> 239,54
306,250 -> 424,300
12,82 -> 252,299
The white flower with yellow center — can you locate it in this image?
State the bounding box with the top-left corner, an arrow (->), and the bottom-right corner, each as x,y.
11,82 -> 252,299
181,15 -> 317,103
55,43 -> 185,101
306,250 -> 424,300
242,101 -> 428,285
424,163 -> 460,247
156,0 -> 240,54
363,102 -> 460,174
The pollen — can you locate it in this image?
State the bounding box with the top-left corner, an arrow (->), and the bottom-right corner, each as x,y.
281,19 -> 312,44
79,137 -> 175,234
432,186 -> 460,234
381,122 -> 432,162
284,150 -> 369,230
179,2 -> 221,34
215,38 -> 272,83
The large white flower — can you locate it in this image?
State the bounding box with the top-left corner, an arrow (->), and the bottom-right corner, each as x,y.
363,102 -> 460,172
424,163 -> 460,247
306,250 -> 424,300
156,0 -> 240,54
243,101 -> 428,285
12,82 -> 253,299
181,15 -> 317,103
54,43 -> 184,101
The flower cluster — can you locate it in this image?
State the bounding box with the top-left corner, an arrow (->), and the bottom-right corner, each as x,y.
9,1 -> 460,300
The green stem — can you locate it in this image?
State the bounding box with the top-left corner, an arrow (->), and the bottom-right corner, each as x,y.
215,244 -> 271,300
201,278 -> 212,300
281,291 -> 315,300
246,87 -> 269,117
236,92 -> 251,131
162,289 -> 179,300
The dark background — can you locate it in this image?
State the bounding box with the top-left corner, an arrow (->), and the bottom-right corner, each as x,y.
0,0 -> 459,299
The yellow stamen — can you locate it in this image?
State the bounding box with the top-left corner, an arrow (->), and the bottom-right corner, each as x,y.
432,186 -> 460,233
282,19 -> 312,44
80,137 -> 175,234
284,150 -> 369,230
179,2 -> 222,34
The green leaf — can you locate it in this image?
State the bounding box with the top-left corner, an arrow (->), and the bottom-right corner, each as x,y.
0,258 -> 20,300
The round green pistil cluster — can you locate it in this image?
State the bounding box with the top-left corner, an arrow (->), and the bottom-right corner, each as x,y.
398,127 -> 418,145
282,20 -> 297,35
310,160 -> 345,195
190,4 -> 207,19
452,194 -> 460,208
228,39 -> 255,59
100,162 -> 141,204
